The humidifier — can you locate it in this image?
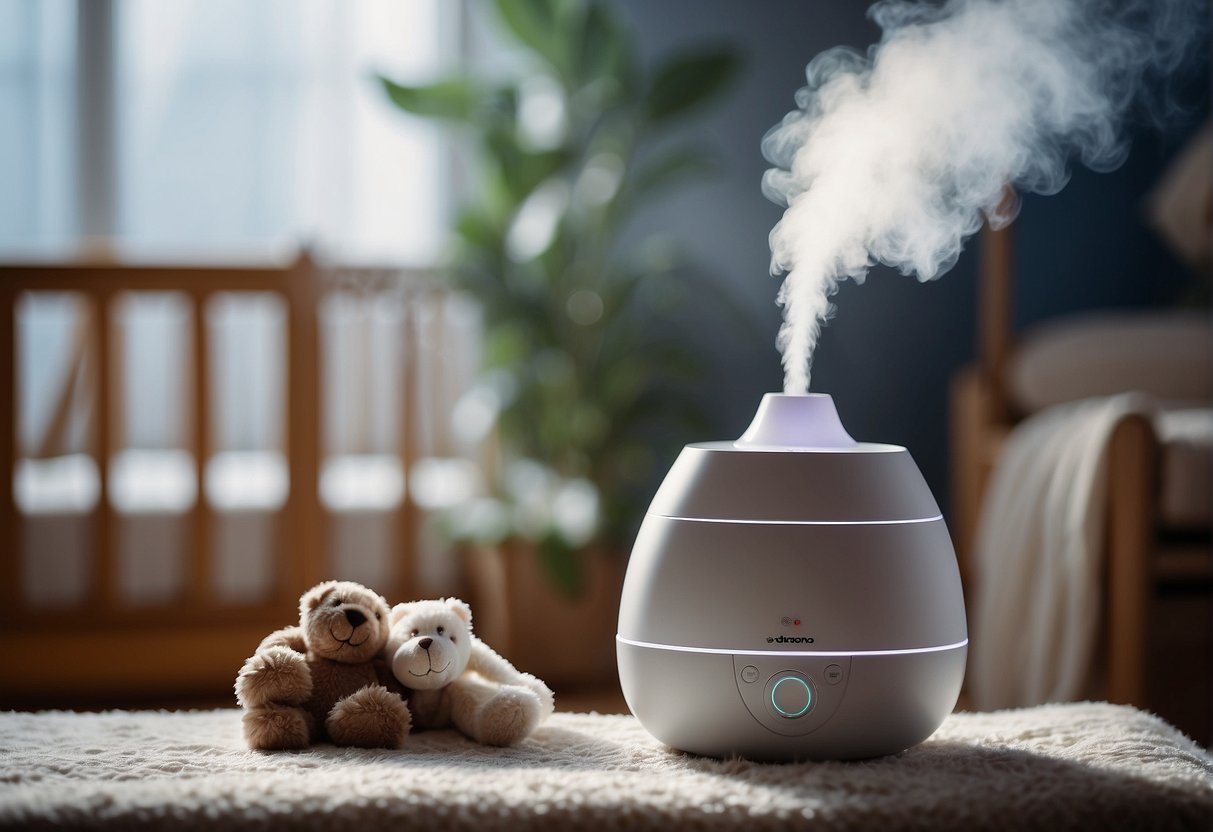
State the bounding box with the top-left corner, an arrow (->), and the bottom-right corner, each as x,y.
616,393 -> 967,761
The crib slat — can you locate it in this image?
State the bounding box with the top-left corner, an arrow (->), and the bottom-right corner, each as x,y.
0,285 -> 17,612
395,287 -> 421,604
93,292 -> 120,611
189,289 -> 214,608
285,260 -> 325,599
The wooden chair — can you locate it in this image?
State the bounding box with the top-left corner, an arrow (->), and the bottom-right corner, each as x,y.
0,254 -> 432,707
950,218 -> 1212,740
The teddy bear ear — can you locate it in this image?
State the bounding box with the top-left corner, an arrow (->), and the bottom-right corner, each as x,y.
388,602 -> 413,626
445,598 -> 473,627
301,581 -> 338,614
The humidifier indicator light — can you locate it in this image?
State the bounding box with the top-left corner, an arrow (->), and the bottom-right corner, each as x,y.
768,673 -> 813,718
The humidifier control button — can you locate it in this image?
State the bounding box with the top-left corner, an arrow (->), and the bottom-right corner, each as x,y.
824,664 -> 844,685
741,665 -> 760,684
768,672 -> 813,719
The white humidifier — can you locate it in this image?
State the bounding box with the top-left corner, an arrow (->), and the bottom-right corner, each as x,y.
616,393 -> 967,761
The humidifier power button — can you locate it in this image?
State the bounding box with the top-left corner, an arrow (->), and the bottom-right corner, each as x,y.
768,673 -> 813,719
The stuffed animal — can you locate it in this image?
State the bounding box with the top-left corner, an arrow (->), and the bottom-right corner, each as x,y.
386,598 -> 554,746
235,580 -> 413,750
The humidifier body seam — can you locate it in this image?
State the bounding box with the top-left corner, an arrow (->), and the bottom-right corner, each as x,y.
648,513 -> 944,526
615,635 -> 969,658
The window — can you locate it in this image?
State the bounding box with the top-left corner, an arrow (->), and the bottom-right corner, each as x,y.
0,0 -> 452,264
0,0 -> 76,250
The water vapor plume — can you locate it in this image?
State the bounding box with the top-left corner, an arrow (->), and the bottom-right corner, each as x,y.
764,0 -> 1204,394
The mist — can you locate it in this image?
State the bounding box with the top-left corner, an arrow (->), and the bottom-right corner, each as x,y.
763,0 -> 1203,394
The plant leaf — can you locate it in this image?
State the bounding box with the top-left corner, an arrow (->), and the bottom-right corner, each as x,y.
643,48 -> 742,124
379,76 -> 480,121
493,0 -> 567,74
628,143 -> 720,202
454,207 -> 503,253
574,2 -> 620,85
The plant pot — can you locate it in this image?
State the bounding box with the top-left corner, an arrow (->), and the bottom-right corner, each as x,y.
462,541 -> 624,689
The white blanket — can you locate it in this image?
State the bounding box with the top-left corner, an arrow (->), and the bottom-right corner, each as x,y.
970,393 -> 1150,709
0,705 -> 1210,830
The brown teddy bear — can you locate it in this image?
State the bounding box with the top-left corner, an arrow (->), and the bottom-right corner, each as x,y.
235,580 -> 412,750
386,597 -> 554,746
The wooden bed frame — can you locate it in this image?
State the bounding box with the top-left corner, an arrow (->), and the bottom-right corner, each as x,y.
0,254 -> 432,706
950,217 -> 1212,728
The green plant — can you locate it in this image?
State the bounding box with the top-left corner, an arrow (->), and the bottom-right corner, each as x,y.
379,0 -> 741,595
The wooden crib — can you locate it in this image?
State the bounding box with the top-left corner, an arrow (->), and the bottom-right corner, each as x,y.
0,254 -> 459,707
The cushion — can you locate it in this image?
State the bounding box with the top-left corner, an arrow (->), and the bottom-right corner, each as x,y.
1009,310 -> 1211,413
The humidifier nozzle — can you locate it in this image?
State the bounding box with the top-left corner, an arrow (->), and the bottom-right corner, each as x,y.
734,393 -> 856,449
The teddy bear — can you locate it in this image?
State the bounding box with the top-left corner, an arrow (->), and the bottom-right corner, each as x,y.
386,597 -> 554,746
235,580 -> 413,750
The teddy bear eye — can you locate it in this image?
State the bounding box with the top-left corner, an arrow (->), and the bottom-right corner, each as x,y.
436,626 -> 444,636
411,629 -> 419,637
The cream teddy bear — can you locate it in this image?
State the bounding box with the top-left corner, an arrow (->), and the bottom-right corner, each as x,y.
235,580 -> 412,750
386,598 -> 554,746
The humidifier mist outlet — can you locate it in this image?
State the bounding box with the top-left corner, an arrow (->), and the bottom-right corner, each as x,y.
616,393 -> 967,761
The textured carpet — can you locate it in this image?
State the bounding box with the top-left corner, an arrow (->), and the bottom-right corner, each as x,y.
0,702 -> 1210,831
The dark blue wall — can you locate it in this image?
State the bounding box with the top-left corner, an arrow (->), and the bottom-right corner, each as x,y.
619,0 -> 1209,513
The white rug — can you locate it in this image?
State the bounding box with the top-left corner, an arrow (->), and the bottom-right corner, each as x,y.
1,703 -> 1210,830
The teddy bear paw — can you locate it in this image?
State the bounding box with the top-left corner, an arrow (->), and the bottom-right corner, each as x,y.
475,686 -> 543,747
235,645 -> 313,708
243,704 -> 313,750
327,684 -> 412,749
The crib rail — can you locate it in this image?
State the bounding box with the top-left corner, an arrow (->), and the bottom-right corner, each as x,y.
0,254 -> 435,705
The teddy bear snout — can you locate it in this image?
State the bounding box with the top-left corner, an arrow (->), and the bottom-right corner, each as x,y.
344,609 -> 367,628
418,637 -> 433,650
